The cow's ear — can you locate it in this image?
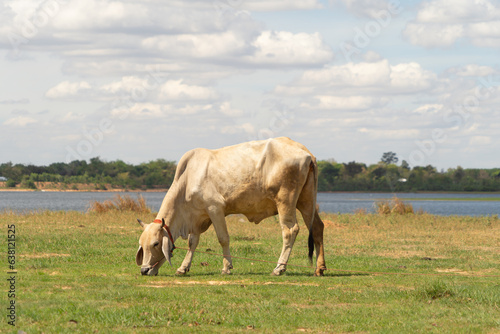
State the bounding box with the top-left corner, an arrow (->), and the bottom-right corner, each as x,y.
135,246 -> 143,266
162,235 -> 172,267
137,219 -> 145,228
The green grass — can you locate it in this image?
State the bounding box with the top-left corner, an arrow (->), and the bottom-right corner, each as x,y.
1,210 -> 499,333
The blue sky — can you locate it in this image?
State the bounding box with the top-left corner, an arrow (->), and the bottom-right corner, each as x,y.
1,0 -> 499,170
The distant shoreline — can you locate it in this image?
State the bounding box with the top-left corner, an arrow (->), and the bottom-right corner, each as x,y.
1,187 -> 499,195
0,188 -> 169,193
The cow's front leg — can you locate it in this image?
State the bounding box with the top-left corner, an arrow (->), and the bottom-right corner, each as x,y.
208,206 -> 233,274
176,234 -> 200,275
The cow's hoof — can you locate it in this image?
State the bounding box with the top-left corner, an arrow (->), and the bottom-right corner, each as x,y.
271,268 -> 286,276
221,269 -> 232,275
314,267 -> 326,277
175,268 -> 189,275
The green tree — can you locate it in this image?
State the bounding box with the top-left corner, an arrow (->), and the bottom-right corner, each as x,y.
317,161 -> 341,191
381,152 -> 398,165
401,160 -> 410,170
343,161 -> 364,178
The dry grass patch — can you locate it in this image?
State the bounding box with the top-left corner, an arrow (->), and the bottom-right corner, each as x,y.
139,280 -> 247,288
88,194 -> 151,213
319,212 -> 500,262
375,196 -> 416,215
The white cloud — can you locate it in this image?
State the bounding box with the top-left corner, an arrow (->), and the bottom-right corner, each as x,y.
390,62 -> 436,92
404,0 -> 500,48
404,23 -> 464,47
3,116 -> 37,127
109,100 -> 218,120
142,30 -> 333,67
45,81 -> 92,99
58,112 -> 85,124
412,104 -> 444,114
52,0 -> 147,30
468,20 -> 500,47
241,0 -> 323,11
415,0 -> 497,23
174,103 -> 214,115
298,60 -> 391,87
142,31 -> 250,59
110,102 -> 164,120
334,0 -> 402,18
446,64 -> 498,77
219,102 -> 244,116
276,59 -> 437,96
303,95 -> 388,110
44,77 -> 223,103
100,76 -> 152,95
247,31 -> 333,66
159,80 -> 219,101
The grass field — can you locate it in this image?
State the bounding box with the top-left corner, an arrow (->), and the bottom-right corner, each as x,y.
1,208 -> 499,333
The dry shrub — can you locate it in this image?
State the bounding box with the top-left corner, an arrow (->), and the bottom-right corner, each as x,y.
354,208 -> 368,215
88,194 -> 151,214
375,196 -> 414,215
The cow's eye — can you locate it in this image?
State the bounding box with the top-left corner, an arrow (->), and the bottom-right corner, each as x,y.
153,242 -> 160,248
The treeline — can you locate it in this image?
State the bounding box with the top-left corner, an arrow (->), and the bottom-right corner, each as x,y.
0,157 -> 176,190
1,157 -> 500,192
318,161 -> 500,192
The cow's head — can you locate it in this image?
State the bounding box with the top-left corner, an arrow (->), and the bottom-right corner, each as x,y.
136,218 -> 174,276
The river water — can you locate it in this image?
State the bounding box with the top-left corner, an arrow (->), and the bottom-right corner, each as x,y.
0,191 -> 498,216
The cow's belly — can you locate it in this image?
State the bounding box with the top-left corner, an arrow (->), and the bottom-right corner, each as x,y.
225,196 -> 278,224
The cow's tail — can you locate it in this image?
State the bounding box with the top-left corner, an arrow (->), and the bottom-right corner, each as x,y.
307,160 -> 318,264
308,229 -> 315,263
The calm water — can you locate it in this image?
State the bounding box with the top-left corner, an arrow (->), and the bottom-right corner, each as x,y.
0,191 -> 499,216
317,193 -> 500,216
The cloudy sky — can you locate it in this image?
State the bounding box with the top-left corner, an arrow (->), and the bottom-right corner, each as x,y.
1,0 -> 499,169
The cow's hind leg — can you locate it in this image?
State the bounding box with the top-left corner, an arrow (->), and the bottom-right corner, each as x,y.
311,209 -> 326,276
298,203 -> 327,276
272,204 -> 300,276
176,233 -> 200,275
208,206 -> 233,274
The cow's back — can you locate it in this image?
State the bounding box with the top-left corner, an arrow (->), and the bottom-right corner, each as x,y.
213,137 -> 313,190
174,137 -> 314,221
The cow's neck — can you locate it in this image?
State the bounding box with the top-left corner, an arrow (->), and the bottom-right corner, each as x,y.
156,182 -> 188,240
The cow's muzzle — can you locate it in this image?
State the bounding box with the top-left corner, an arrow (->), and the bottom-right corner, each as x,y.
140,267 -> 158,276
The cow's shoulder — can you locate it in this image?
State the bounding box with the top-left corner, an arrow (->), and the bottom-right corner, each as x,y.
260,137 -> 314,165
174,148 -> 213,182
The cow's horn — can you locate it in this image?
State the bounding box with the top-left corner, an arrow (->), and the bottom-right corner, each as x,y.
137,219 -> 145,228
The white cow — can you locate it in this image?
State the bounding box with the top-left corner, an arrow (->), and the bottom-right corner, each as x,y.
136,137 -> 326,276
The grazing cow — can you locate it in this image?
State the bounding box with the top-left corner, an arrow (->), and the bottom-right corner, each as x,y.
136,137 -> 326,276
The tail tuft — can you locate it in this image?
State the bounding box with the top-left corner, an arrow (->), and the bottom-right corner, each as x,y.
308,230 -> 314,264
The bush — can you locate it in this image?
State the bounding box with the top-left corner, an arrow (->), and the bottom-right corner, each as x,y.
21,180 -> 37,190
6,179 -> 17,188
88,194 -> 151,214
375,197 -> 415,215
